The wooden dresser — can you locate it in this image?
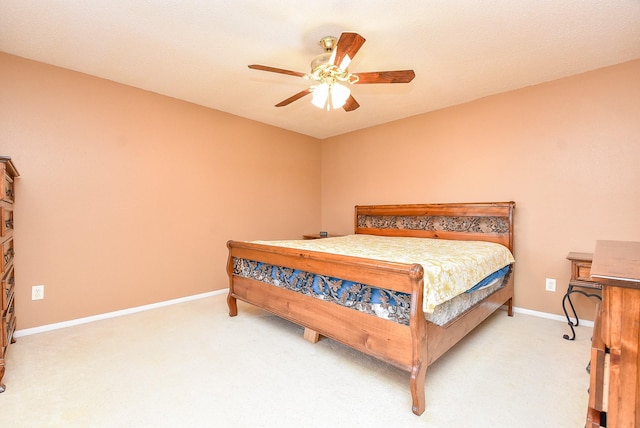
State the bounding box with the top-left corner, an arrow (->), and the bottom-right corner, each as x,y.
0,156 -> 18,393
587,240 -> 640,427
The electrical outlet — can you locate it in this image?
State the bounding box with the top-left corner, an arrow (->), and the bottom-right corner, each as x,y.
545,278 -> 556,292
32,285 -> 44,300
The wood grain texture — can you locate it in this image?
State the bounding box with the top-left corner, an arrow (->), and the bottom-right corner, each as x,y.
587,241 -> 640,427
227,201 -> 515,416
0,157 -> 18,394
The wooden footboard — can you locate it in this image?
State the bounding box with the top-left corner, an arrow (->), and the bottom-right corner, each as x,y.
227,241 -> 426,371
226,201 -> 515,416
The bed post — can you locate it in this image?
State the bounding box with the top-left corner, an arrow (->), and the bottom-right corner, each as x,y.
408,263 -> 428,415
505,272 -> 514,317
226,241 -> 238,317
507,201 -> 515,317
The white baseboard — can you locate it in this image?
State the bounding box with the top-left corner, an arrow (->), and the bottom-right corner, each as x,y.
13,289 -> 227,338
512,305 -> 594,328
14,289 -> 593,337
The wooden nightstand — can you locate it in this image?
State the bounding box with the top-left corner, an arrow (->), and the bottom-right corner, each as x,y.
302,233 -> 342,240
562,252 -> 602,340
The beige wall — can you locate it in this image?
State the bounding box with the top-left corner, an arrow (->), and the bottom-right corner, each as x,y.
3,51 -> 638,329
321,59 -> 640,317
0,53 -> 321,329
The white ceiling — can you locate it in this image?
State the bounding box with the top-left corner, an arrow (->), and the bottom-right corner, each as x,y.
1,1 -> 640,139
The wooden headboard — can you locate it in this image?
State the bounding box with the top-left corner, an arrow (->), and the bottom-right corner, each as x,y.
354,201 -> 515,251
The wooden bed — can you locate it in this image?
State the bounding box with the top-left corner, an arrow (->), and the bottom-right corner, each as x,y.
226,201 -> 515,415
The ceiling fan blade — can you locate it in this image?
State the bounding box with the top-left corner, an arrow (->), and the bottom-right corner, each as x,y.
332,32 -> 366,70
354,70 -> 416,84
248,64 -> 306,78
275,89 -> 312,107
342,95 -> 360,112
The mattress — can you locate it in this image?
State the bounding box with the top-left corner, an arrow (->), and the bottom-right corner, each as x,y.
250,234 -> 515,312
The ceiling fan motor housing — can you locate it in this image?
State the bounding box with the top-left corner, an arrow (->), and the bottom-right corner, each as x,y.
310,53 -> 334,73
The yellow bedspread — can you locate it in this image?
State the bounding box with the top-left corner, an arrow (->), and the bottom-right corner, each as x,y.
251,234 -> 515,313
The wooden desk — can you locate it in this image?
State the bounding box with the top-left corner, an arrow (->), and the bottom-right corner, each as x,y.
587,240 -> 640,428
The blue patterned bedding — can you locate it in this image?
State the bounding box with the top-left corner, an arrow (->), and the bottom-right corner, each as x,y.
232,258 -> 511,326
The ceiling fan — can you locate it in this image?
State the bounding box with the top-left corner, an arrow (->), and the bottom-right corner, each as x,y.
249,32 -> 415,112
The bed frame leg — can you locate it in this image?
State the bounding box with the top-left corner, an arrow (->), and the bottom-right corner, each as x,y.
227,293 -> 238,317
507,297 -> 513,317
410,361 -> 427,415
303,328 -> 320,343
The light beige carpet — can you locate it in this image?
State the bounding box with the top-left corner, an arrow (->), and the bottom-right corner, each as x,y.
1,294 -> 592,427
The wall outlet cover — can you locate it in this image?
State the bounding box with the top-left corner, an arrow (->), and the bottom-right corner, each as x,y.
545,278 -> 556,292
32,285 -> 44,300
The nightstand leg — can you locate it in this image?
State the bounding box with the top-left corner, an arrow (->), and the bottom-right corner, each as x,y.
562,286 -> 602,341
562,286 -> 578,340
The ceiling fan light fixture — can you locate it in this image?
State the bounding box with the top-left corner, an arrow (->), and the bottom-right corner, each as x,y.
311,82 -> 350,111
311,83 -> 329,109
330,82 -> 350,109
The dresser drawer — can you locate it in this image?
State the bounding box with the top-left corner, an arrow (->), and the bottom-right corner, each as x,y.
0,205 -> 14,238
0,167 -> 15,204
1,265 -> 14,311
0,236 -> 14,273
2,296 -> 15,349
